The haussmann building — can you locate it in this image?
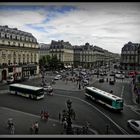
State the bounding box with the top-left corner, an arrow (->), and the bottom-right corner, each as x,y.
0,25 -> 39,82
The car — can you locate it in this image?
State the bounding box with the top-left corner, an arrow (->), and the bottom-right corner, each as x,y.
127,119 -> 140,133
21,76 -> 29,81
99,78 -> 104,83
82,79 -> 89,86
15,76 -> 22,82
54,75 -> 62,80
110,71 -> 115,76
109,79 -> 115,85
7,76 -> 14,84
115,74 -> 125,79
43,85 -> 53,93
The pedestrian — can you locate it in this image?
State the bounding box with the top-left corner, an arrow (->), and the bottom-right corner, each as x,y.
30,123 -> 34,134
82,126 -> 86,134
63,118 -> 67,129
7,118 -> 13,129
106,78 -> 108,82
72,110 -> 76,120
10,123 -> 15,135
34,121 -> 39,134
44,111 -> 49,121
40,110 -> 44,120
110,90 -> 113,93
58,112 -> 61,122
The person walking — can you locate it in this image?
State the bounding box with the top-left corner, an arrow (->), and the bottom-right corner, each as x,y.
30,123 -> 34,134
58,112 -> 61,122
63,118 -> 67,129
10,123 -> 15,135
40,110 -> 44,120
34,121 -> 39,134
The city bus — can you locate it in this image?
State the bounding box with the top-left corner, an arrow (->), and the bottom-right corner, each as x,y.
9,83 -> 44,100
85,87 -> 124,111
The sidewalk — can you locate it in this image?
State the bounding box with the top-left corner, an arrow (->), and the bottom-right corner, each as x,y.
130,82 -> 140,113
0,107 -> 97,136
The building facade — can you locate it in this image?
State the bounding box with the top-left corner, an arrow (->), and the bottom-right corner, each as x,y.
120,42 -> 140,71
39,43 -> 50,59
73,43 -> 117,69
49,40 -> 74,67
0,25 -> 39,81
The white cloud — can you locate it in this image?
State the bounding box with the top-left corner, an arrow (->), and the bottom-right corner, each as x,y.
0,9 -> 46,28
0,3 -> 140,54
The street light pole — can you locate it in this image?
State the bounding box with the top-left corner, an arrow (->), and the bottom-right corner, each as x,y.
78,67 -> 81,90
41,65 -> 45,87
66,99 -> 73,134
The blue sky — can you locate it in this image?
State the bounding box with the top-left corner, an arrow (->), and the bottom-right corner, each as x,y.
0,3 -> 140,54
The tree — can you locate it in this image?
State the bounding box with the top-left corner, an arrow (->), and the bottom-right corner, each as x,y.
39,56 -> 47,67
39,54 -> 64,71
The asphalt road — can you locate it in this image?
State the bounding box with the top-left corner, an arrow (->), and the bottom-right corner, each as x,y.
0,72 -> 140,135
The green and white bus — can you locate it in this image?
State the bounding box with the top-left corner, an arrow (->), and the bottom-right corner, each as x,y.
85,87 -> 124,111
9,83 -> 44,100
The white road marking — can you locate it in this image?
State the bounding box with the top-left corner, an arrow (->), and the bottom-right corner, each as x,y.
54,93 -> 129,134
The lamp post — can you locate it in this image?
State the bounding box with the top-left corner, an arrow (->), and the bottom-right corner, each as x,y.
78,67 -> 81,90
41,65 -> 45,87
66,99 -> 73,134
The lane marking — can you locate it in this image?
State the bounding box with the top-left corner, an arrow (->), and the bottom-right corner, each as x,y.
53,93 -> 129,134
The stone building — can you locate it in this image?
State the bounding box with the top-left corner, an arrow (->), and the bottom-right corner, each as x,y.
120,42 -> 140,71
73,43 -> 117,69
49,40 -> 74,67
0,25 -> 39,81
39,43 -> 50,59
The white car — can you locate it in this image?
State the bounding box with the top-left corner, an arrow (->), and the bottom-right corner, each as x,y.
82,79 -> 89,86
54,75 -> 62,80
7,76 -> 14,84
127,119 -> 140,133
43,85 -> 53,93
115,74 -> 125,79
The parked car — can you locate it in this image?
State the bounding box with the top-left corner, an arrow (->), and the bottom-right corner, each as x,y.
99,78 -> 104,83
110,71 -> 115,76
7,76 -> 14,84
54,75 -> 62,80
15,76 -> 22,82
109,79 -> 115,85
115,74 -> 125,79
21,76 -> 29,81
127,119 -> 140,133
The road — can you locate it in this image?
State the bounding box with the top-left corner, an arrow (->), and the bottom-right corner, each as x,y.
0,72 -> 140,135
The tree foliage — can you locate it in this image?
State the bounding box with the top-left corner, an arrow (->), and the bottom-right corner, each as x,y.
39,55 -> 64,71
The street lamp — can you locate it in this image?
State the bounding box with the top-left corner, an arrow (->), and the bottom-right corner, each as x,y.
78,67 -> 81,90
41,65 -> 45,87
66,99 -> 73,134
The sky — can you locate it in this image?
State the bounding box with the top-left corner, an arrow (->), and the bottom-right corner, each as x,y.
0,2 -> 140,54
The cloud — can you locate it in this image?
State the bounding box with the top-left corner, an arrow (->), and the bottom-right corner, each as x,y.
0,3 -> 140,54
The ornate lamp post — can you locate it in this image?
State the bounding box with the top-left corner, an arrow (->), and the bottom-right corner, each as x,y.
66,99 -> 73,134
41,65 -> 45,87
78,67 -> 81,90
